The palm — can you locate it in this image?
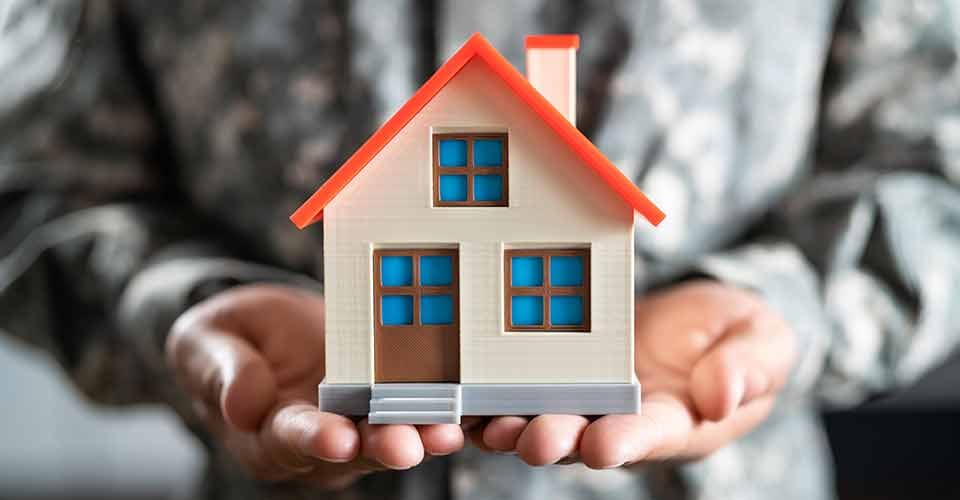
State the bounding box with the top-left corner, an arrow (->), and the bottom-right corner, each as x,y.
635,325 -> 702,416
169,285 -> 465,489
243,292 -> 328,408
473,281 -> 795,467
626,282 -> 795,459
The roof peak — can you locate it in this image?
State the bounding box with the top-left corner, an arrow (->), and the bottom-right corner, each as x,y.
290,33 -> 663,229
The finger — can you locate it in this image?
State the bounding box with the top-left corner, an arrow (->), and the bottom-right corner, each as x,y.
466,419 -> 493,452
482,416 -> 528,452
682,396 -> 776,458
516,415 -> 590,466
168,324 -> 277,432
460,416 -> 485,433
691,315 -> 794,421
192,399 -> 227,436
417,424 -> 464,456
635,281 -> 759,371
358,420 -> 424,470
207,286 -> 326,379
261,403 -> 360,471
690,346 -> 745,422
580,394 -> 694,469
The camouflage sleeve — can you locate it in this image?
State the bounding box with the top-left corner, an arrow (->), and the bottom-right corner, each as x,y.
0,0 -> 314,409
698,0 -> 960,405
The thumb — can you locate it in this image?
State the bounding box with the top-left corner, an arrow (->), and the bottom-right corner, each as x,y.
169,322 -> 278,432
690,315 -> 794,422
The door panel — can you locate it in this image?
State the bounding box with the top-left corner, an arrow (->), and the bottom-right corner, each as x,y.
373,249 -> 459,382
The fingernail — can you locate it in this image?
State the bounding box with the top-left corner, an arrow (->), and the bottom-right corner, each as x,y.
314,433 -> 359,463
315,447 -> 354,462
383,460 -> 418,471
725,369 -> 746,417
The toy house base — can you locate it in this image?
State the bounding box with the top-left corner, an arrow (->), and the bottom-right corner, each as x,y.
318,379 -> 641,424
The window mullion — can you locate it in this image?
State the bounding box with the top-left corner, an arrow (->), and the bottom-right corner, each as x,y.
543,255 -> 551,329
466,137 -> 474,169
473,167 -> 501,175
466,138 -> 474,202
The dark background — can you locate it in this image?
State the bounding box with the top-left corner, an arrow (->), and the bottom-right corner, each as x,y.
825,352 -> 960,500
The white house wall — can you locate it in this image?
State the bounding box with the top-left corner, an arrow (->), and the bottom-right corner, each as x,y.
323,58 -> 635,385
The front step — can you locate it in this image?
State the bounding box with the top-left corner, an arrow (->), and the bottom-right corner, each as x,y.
368,384 -> 462,424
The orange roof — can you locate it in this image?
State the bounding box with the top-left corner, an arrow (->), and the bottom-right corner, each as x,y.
290,33 -> 664,229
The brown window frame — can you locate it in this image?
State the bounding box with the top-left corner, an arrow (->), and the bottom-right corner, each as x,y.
373,248 -> 460,332
432,132 -> 509,207
504,248 -> 591,332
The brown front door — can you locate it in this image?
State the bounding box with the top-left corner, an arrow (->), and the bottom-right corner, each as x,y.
373,249 -> 459,382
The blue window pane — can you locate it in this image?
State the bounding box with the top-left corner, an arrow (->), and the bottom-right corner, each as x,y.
382,295 -> 413,325
381,256 -> 412,286
511,296 -> 543,326
474,139 -> 503,166
439,139 -> 467,167
511,257 -> 543,286
421,295 -> 453,325
474,175 -> 503,201
439,175 -> 467,201
550,256 -> 583,286
550,296 -> 584,326
420,256 -> 453,286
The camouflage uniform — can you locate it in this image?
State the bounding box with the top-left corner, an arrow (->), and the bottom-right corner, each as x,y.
2,0 -> 959,499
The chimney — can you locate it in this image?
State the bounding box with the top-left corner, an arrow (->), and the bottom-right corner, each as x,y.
525,34 -> 580,125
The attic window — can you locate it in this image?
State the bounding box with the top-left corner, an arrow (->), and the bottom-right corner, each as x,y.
433,133 -> 508,206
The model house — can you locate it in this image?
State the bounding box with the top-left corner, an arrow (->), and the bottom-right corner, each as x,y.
290,34 -> 663,424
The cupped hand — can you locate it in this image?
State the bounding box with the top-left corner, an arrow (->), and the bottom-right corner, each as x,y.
470,280 -> 796,468
166,285 -> 465,489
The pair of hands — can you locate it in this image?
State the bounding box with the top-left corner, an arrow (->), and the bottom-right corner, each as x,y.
167,280 -> 795,489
